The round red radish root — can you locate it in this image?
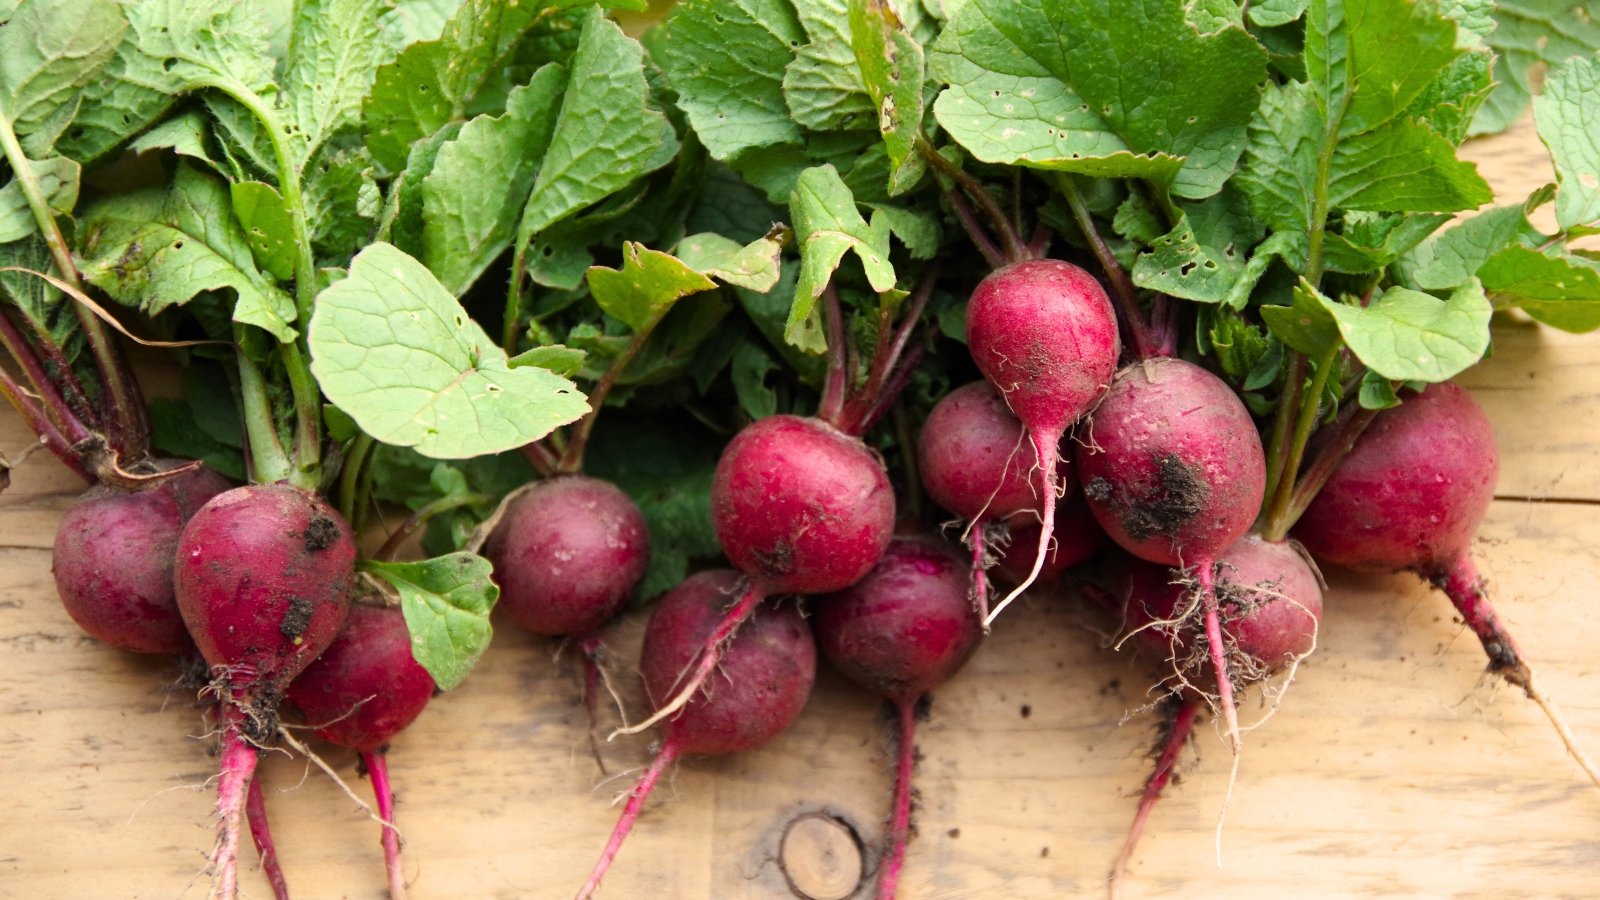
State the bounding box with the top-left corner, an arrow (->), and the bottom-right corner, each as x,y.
711,415 -> 895,595
1077,357 -> 1266,567
918,381 -> 1045,525
287,605 -> 435,752
814,536 -> 983,703
964,259 -> 1120,439
486,476 -> 651,637
1123,535 -> 1323,684
640,570 -> 818,754
52,464 -> 230,654
175,483 -> 356,693
991,487 -> 1106,588
1293,382 -> 1496,573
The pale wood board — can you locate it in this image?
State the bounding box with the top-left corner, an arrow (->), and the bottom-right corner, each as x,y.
1,114 -> 1597,900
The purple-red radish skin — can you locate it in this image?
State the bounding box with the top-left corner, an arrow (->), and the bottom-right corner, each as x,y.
1076,357 -> 1266,568
814,537 -> 983,900
577,571 -> 816,899
51,465 -> 230,654
711,415 -> 895,595
486,476 -> 650,638
287,605 -> 435,753
918,381 -> 1048,525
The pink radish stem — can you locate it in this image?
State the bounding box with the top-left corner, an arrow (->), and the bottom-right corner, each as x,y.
1195,561 -> 1241,754
579,633 -> 608,774
212,720 -> 261,900
1109,695 -> 1200,900
967,530 -> 990,621
245,778 -> 290,900
877,699 -> 919,900
575,738 -> 683,900
1430,554 -> 1600,789
363,750 -> 408,900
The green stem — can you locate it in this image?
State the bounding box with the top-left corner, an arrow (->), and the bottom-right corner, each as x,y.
1283,401 -> 1380,529
1260,349 -> 1306,516
374,492 -> 490,562
207,80 -> 322,486
1262,344 -> 1339,541
1057,175 -> 1158,360
557,317 -> 663,474
918,141 -> 1027,263
338,432 -> 377,527
0,108 -> 146,458
504,239 -> 530,356
235,339 -> 292,485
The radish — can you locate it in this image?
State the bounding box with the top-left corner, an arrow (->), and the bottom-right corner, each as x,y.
918,380 -> 1052,616
1076,356 -> 1267,755
51,464 -> 230,654
577,570 -> 816,898
287,604 -> 436,900
1292,381 -> 1600,788
964,258 -> 1120,624
174,482 -> 356,898
813,536 -> 983,899
485,475 -> 650,749
1111,534 -> 1322,895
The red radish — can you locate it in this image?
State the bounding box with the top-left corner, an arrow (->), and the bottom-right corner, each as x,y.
486,475 -> 650,747
1293,381 -> 1600,788
174,483 -> 355,899
813,536 -> 983,899
288,604 -> 436,900
990,485 -> 1106,589
1076,357 -> 1267,755
618,414 -> 894,736
577,570 -> 816,898
965,259 -> 1120,623
1112,534 -> 1322,895
51,464 -> 230,654
918,381 -> 1050,616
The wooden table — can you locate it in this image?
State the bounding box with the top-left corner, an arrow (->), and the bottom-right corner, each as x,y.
2,114 -> 1597,899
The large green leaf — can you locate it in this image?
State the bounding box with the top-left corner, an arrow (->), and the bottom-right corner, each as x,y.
0,0 -> 125,155
281,0 -> 387,167
788,165 -> 895,353
1533,53 -> 1600,231
1473,0 -> 1600,137
930,0 -> 1267,199
1320,280 -> 1491,381
365,553 -> 498,691
1478,244 -> 1600,333
308,243 -> 590,458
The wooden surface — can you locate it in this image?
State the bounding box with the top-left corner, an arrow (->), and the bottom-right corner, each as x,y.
3,113 -> 1598,900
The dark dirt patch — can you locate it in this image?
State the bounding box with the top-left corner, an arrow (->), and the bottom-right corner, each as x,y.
279,595 -> 314,640
302,515 -> 339,552
753,540 -> 796,579
1119,454 -> 1208,541
1084,476 -> 1113,501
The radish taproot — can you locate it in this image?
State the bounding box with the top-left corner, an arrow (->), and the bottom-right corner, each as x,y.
51,464 -> 230,654
577,570 -> 817,898
288,604 -> 436,900
813,536 -> 983,899
1111,534 -> 1322,895
174,483 -> 356,898
1292,381 -> 1600,788
1077,356 -> 1267,755
965,259 -> 1120,623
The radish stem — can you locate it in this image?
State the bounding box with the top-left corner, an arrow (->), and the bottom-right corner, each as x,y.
575,738 -> 683,900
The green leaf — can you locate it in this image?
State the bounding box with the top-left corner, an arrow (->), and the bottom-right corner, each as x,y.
1261,280 -> 1342,357
587,242 -> 717,332
362,0 -> 589,171
128,111 -> 225,173
1112,191 -> 1165,245
676,231 -> 784,291
789,165 -> 896,352
0,0 -> 124,156
308,242 -> 590,457
1207,313 -> 1273,386
849,0 -> 927,193
0,234 -> 82,368
229,181 -> 298,282
1250,0 -> 1309,27
1394,203 -> 1541,290
785,0 -> 874,131
1478,244 -> 1600,333
516,10 -> 674,241
422,65 -> 564,295
391,121 -> 464,257
1474,0 -> 1600,137
0,156 -> 78,242
77,162 -> 297,342
1236,80 -> 1322,232
120,0 -> 275,95
1533,54 -> 1600,231
1328,119 -> 1493,212
1320,280 -> 1492,381
731,340 -> 780,419
655,0 -> 806,161
930,0 -> 1267,198
1323,211 -> 1451,274
1132,213 -> 1244,304
1357,370 -> 1401,410
281,0 -> 387,167
365,553 -> 498,691
1307,0 -> 1463,138
506,344 -> 585,376
302,143 -> 380,265
378,0 -> 463,49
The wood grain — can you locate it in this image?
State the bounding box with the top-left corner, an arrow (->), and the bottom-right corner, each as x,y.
1,115 -> 1597,899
